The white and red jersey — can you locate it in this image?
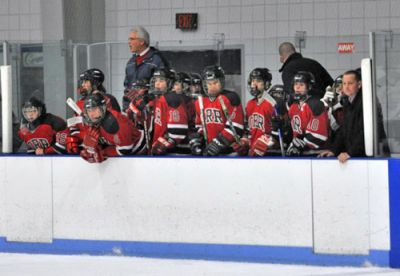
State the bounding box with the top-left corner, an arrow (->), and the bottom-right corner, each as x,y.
152,92 -> 188,144
80,109 -> 146,156
245,97 -> 275,148
18,113 -> 68,154
288,97 -> 329,149
195,91 -> 244,143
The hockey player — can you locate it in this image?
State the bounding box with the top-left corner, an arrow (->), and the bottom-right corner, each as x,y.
79,93 -> 146,163
268,84 -> 293,152
327,75 -> 345,139
18,97 -> 68,155
189,65 -> 245,156
286,71 -> 331,156
172,72 -> 196,133
237,68 -> 275,156
77,68 -> 120,112
66,68 -> 121,154
149,68 -> 189,155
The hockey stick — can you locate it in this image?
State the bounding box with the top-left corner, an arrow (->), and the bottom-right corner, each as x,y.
66,97 -> 83,115
261,91 -> 285,156
218,95 -> 240,143
142,107 -> 151,153
198,95 -> 208,143
66,97 -> 84,127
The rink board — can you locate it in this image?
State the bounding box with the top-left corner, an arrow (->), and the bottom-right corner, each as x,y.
0,156 -> 398,268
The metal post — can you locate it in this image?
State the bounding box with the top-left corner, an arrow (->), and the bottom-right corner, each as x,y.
106,43 -> 112,94
73,44 -> 78,102
369,32 -> 379,157
86,44 -> 91,69
2,41 -> 10,65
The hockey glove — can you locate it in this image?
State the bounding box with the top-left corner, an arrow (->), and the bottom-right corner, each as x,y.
80,148 -> 106,163
135,93 -> 154,111
83,127 -> 100,153
151,136 -> 176,155
249,134 -> 275,156
286,137 -> 306,156
188,133 -> 204,156
203,133 -> 231,156
321,86 -> 335,106
232,137 -> 250,156
66,136 -> 82,154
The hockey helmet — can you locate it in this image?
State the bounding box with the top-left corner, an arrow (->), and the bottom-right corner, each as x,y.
22,97 -> 46,128
173,72 -> 191,94
150,68 -> 176,95
83,93 -> 107,126
247,68 -> 272,97
202,65 -> 225,97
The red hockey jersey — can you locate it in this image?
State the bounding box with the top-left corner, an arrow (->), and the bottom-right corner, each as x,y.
288,97 -> 329,149
18,113 -> 68,154
195,91 -> 244,143
152,92 -> 188,144
245,98 -> 275,147
81,109 -> 146,156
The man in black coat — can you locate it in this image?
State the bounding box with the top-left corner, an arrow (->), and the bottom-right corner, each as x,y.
279,42 -> 333,98
319,70 -> 365,163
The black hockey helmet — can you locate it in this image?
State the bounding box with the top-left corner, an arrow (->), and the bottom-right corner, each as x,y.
202,65 -> 225,96
292,71 -> 315,102
333,74 -> 343,94
150,68 -> 176,95
269,84 -> 288,103
187,72 -> 204,98
292,71 -> 315,90
83,93 -> 107,126
190,72 -> 202,86
174,72 -> 191,94
269,84 -> 288,115
247,68 -> 272,97
79,68 -> 106,92
130,78 -> 150,90
22,96 -> 46,128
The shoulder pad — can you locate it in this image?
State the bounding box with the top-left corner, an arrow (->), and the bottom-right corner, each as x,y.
306,97 -> 325,116
164,92 -> 182,108
101,111 -> 119,134
221,90 -> 241,106
42,114 -> 67,131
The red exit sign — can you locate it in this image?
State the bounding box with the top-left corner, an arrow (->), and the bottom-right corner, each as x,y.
337,42 -> 355,53
176,13 -> 198,30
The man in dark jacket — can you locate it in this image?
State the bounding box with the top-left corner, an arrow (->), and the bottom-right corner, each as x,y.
123,26 -> 168,110
279,42 -> 333,98
319,70 -> 365,163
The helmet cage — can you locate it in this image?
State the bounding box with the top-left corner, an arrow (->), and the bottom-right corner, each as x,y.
83,95 -> 107,126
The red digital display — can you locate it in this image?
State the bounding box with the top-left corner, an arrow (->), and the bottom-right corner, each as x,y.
176,13 -> 198,30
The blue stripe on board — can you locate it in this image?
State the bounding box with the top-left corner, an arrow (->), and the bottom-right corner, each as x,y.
389,159 -> 400,268
0,238 -> 389,267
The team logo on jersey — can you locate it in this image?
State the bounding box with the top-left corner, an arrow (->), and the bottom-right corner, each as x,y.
170,110 -> 180,122
248,112 -> 265,131
27,138 -> 50,150
292,115 -> 303,135
154,107 -> 162,126
205,108 -> 223,124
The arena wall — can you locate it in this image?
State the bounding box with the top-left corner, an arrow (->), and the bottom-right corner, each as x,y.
0,156 -> 398,267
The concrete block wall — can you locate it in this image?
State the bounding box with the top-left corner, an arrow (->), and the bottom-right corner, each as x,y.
0,0 -> 42,42
104,0 -> 400,102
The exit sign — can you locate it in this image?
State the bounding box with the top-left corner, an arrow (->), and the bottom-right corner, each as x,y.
176,13 -> 198,30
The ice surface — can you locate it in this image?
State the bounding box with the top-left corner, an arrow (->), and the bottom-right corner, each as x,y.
0,253 -> 399,276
